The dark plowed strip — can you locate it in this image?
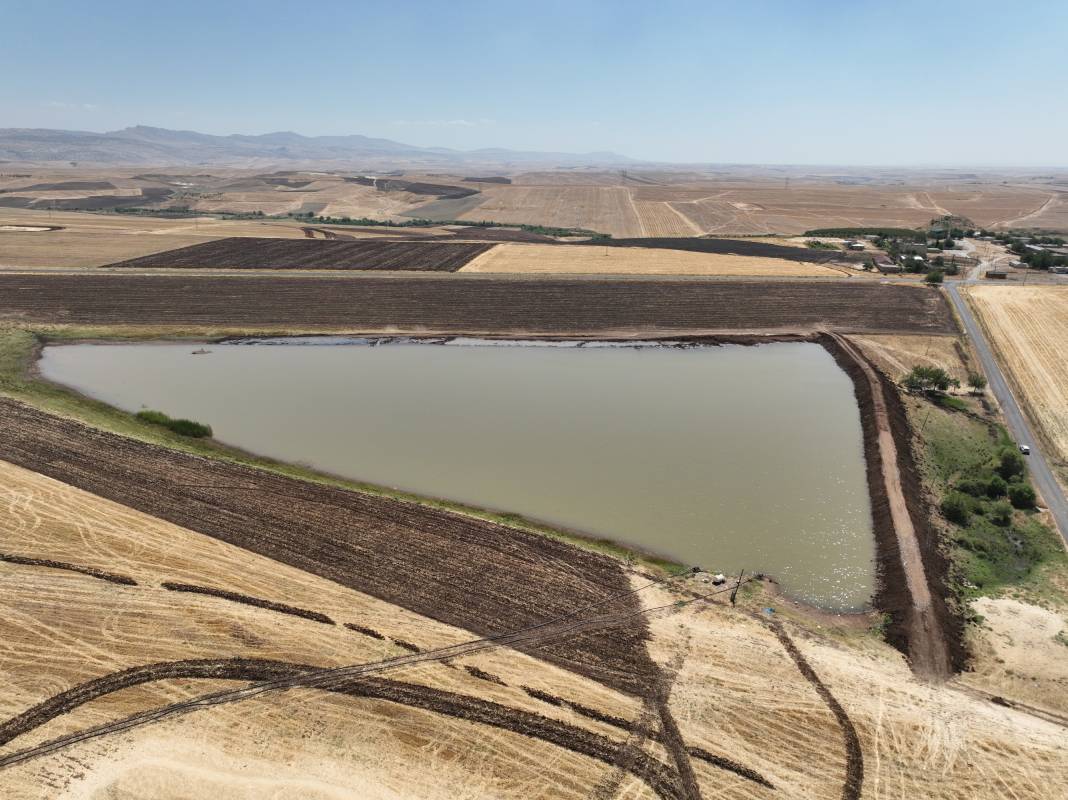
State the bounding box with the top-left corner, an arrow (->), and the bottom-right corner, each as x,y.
0,658 -> 687,800
0,553 -> 137,586
160,581 -> 334,625
583,236 -> 853,264
391,638 -> 421,653
344,622 -> 386,640
522,686 -> 563,706
105,238 -> 493,272
463,665 -> 506,685
687,747 -> 774,789
768,620 -> 862,800
0,398 -> 655,695
0,274 -> 956,334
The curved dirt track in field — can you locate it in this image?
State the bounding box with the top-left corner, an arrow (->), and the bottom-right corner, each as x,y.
0,658 -> 770,798
767,620 -> 862,800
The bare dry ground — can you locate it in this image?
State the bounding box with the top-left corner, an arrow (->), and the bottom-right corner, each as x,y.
851,334 -> 972,385
965,286 -> 1068,469
456,177 -> 1061,237
3,168 -> 1065,247
460,243 -> 846,277
1,457 -> 1066,799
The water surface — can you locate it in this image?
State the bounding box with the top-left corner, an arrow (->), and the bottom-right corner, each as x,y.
41,340 -> 874,609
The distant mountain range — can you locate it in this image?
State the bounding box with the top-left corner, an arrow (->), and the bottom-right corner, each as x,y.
0,126 -> 633,167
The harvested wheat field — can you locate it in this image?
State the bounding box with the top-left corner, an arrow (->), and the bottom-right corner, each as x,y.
966,286 -> 1068,466
0,208 -> 318,269
0,459 -> 653,800
460,243 -> 847,277
2,454 -> 1066,799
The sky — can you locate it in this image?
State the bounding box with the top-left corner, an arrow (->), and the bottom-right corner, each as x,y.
2,0 -> 1066,166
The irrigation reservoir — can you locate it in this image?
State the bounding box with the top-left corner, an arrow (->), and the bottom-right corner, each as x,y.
41,339 -> 874,609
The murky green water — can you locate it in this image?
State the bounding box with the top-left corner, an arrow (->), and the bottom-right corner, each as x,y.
40,340 -> 874,609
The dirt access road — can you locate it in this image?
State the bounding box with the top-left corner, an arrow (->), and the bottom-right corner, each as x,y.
832,334 -> 952,679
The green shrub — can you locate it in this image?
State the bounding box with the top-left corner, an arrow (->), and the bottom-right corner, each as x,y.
167,418 -> 214,437
957,477 -> 988,497
996,448 -> 1026,481
136,409 -> 213,438
989,501 -> 1013,526
925,270 -> 944,285
942,491 -> 972,525
1008,483 -> 1036,509
986,475 -> 1008,498
134,409 -> 171,426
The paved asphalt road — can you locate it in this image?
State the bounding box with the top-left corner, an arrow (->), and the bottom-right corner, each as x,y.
946,280 -> 1068,545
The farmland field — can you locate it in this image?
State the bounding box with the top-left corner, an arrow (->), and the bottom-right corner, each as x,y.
0,274 -> 956,333
461,243 -> 846,277
0,397 -> 655,694
2,447 -> 1065,800
107,238 -> 494,271
966,286 -> 1068,470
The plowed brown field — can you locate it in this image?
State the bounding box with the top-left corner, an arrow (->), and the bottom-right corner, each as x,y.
0,274 -> 955,334
106,238 -> 494,271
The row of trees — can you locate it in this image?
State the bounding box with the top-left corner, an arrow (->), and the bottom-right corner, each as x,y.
902,365 -> 985,394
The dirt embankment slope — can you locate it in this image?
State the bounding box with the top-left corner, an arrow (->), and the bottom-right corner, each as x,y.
822,334 -> 963,677
0,275 -> 955,334
0,397 -> 657,696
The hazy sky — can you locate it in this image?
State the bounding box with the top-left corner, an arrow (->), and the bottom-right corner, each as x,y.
2,0 -> 1065,165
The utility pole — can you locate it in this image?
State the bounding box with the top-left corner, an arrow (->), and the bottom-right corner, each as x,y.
729,569 -> 745,605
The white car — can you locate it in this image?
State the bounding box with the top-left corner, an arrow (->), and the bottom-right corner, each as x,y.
1019,445 -> 1031,455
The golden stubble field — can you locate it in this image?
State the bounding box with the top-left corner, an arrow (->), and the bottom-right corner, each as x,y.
460,243 -> 850,277
0,209 -> 314,269
2,458 -> 1066,799
0,209 -> 457,269
966,286 -> 1068,472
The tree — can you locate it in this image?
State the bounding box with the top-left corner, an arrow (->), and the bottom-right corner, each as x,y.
986,474 -> 1008,498
1008,483 -> 1036,509
925,270 -> 944,285
902,365 -> 958,394
967,371 -> 987,394
996,447 -> 1026,481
